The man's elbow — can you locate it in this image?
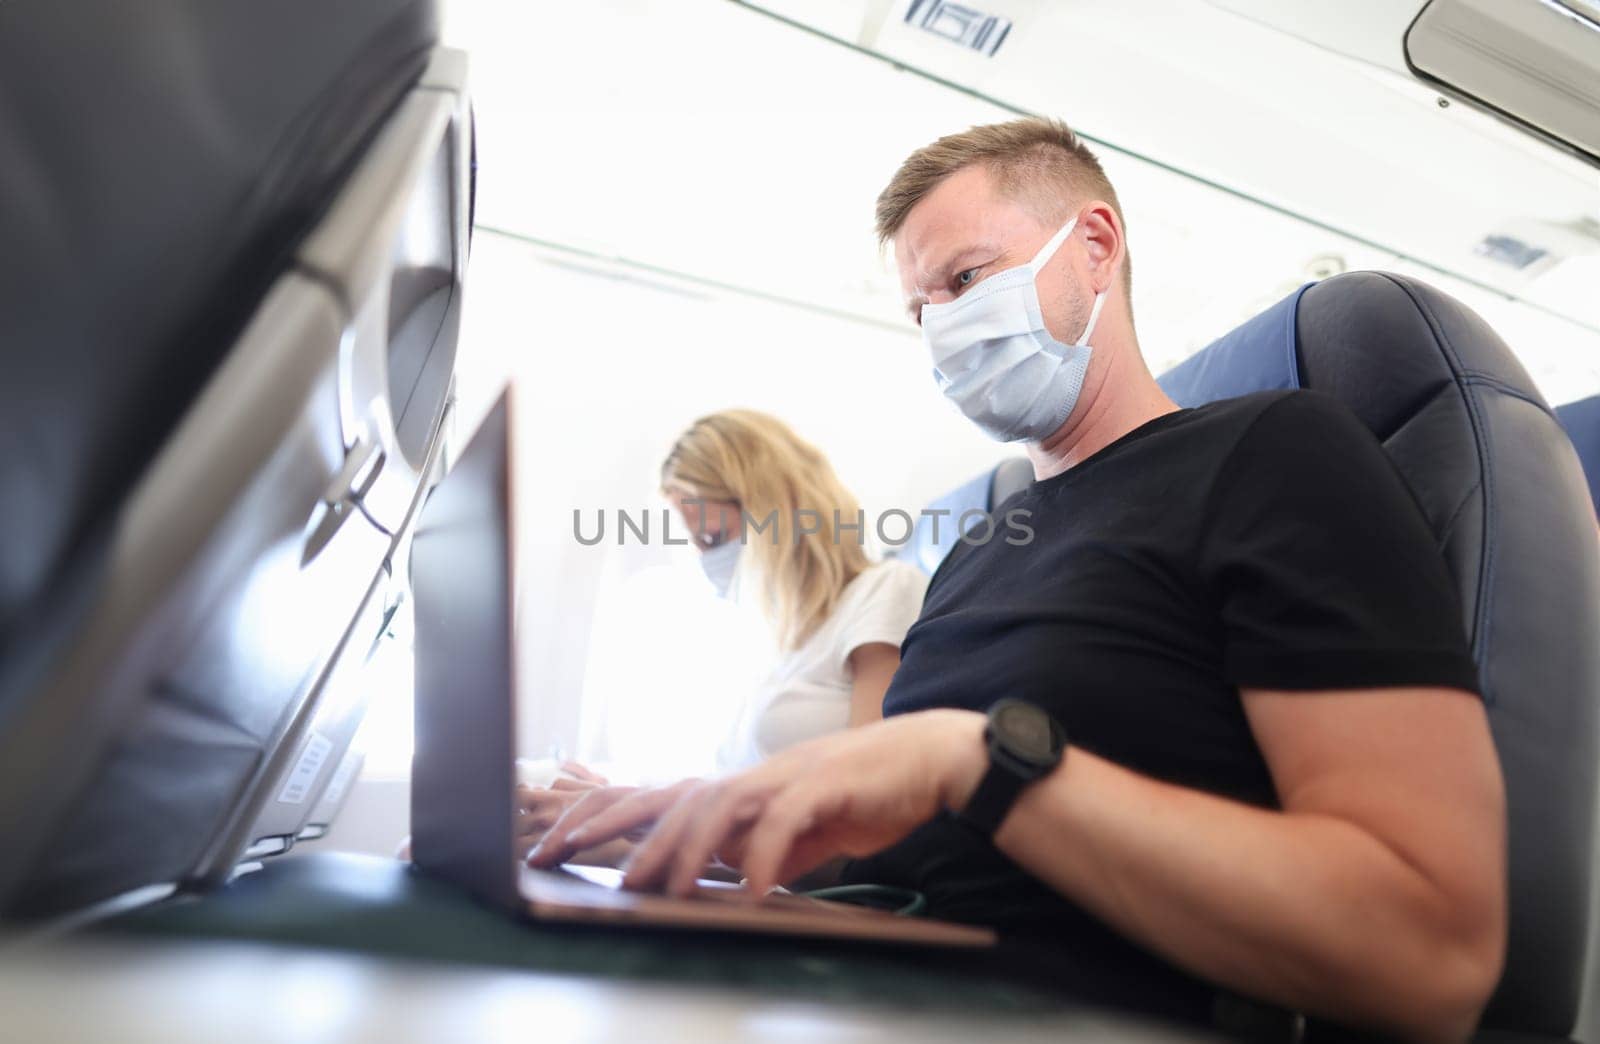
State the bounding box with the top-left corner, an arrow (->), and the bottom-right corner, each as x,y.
1381,907 -> 1506,1042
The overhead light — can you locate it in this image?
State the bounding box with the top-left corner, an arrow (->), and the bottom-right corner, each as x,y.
1475,216 -> 1600,278
1303,254 -> 1348,281
904,1 -> 1012,57
1476,234 -> 1552,271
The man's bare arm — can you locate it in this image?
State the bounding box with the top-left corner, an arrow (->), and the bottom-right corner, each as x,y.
993,685 -> 1505,1041
530,689 -> 1505,1040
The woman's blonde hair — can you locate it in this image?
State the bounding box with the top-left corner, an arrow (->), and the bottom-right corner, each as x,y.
661,410 -> 871,653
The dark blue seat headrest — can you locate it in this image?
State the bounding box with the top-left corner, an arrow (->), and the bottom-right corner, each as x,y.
1156,284 -> 1311,407
1159,279 -> 1600,524
1556,394 -> 1600,517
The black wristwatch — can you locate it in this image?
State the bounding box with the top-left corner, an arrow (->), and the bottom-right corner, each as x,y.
955,699 -> 1067,837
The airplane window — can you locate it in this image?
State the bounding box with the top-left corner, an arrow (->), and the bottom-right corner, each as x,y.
347,599 -> 417,782
574,551 -> 771,784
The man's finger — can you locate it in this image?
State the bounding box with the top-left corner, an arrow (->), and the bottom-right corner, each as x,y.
737,785 -> 820,895
712,819 -> 755,870
621,785 -> 712,891
534,784 -> 684,868
516,812 -> 557,838
567,784 -> 690,853
772,832 -> 844,890
665,783 -> 770,897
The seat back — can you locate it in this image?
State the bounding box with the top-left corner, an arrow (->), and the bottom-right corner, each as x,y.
238,49 -> 471,863
1555,394 -> 1600,520
1161,272 -> 1600,1037
0,1 -> 470,920
896,457 -> 1033,575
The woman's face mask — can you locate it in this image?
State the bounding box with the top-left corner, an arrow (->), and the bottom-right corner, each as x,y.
698,538 -> 742,599
670,493 -> 743,598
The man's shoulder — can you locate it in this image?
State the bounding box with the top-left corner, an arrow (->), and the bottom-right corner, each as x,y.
1186,389 -> 1369,452
1187,387 -> 1339,423
1194,389 -> 1401,511
1111,390 -> 1381,503
1122,390 -> 1299,464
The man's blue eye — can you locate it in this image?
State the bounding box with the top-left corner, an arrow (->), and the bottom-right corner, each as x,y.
957,269 -> 976,286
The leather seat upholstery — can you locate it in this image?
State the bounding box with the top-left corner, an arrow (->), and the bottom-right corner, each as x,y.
0,0 -> 438,674
0,0 -> 459,920
1555,394 -> 1600,519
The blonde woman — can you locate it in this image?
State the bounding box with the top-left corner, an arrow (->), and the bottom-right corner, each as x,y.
516,410 -> 928,863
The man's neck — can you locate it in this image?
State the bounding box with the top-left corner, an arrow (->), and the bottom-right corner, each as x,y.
1027,347 -> 1179,481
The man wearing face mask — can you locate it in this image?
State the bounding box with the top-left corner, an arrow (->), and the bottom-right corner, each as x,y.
530,119 -> 1505,1041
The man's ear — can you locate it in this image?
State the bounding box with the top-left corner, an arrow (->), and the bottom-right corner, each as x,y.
1079,202 -> 1123,293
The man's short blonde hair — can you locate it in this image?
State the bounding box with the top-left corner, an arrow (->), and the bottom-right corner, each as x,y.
875,117 -> 1132,297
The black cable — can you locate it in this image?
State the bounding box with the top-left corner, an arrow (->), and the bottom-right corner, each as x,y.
804,883 -> 929,917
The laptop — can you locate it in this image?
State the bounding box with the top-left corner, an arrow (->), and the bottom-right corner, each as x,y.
409,389 -> 992,947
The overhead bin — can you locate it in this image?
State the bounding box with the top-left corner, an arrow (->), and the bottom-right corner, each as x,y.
1406,0 -> 1600,165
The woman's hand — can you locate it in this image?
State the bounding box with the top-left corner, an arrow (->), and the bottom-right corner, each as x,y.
517,784 -> 650,868
555,761 -> 609,786
526,780 -> 697,867
530,711 -> 988,897
513,764 -> 612,859
514,784 -> 585,858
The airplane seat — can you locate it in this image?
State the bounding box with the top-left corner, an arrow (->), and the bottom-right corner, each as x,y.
895,456 -> 1032,576
1160,272 -> 1600,1041
0,0 -> 472,921
1555,395 -> 1600,520
1155,284 -> 1311,406
989,455 -> 1034,507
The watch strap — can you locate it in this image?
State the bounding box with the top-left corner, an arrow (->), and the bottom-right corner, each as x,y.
955,754 -> 1030,837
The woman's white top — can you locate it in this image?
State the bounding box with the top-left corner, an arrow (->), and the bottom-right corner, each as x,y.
719,560 -> 929,770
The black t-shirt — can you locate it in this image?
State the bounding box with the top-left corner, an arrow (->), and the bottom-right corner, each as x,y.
846,389 -> 1480,1022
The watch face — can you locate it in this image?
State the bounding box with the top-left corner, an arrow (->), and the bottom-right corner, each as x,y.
994,701 -> 1057,763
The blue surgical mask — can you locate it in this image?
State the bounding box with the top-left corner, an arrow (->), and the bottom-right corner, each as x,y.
919,215 -> 1106,443
698,539 -> 741,599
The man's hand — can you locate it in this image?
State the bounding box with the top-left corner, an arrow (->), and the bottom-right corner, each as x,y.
529,710 -> 987,896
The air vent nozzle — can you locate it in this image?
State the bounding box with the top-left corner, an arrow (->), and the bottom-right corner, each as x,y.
904,0 -> 1012,57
